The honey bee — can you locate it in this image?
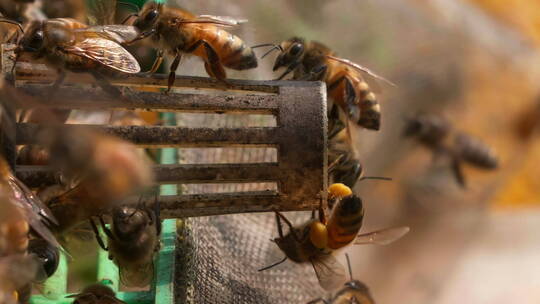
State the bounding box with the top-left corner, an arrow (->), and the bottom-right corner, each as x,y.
261,184 -> 409,290
328,105 -> 391,188
130,1 -> 258,91
12,17 -> 140,96
41,128 -> 154,234
307,254 -> 375,304
91,200 -> 161,287
66,284 -> 126,304
403,113 -> 499,188
260,37 -> 394,131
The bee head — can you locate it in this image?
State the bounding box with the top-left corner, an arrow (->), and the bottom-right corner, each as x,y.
134,2 -> 162,31
18,21 -> 44,53
273,37 -> 305,71
28,238 -> 59,281
112,206 -> 148,239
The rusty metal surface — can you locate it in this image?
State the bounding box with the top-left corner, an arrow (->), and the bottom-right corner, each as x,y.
17,163 -> 281,187
2,44 -> 328,216
17,86 -> 280,114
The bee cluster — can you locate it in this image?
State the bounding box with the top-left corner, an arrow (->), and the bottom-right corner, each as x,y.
0,1 -> 500,304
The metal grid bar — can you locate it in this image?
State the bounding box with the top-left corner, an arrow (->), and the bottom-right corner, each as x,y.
2,43 -> 328,217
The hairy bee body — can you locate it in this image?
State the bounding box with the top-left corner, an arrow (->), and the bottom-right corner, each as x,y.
326,195 -> 364,250
273,37 -> 381,130
454,133 -> 498,169
404,114 -> 499,187
133,2 -> 256,88
103,205 -> 160,287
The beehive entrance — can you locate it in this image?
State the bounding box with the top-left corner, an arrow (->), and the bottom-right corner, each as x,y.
1,43 -> 329,218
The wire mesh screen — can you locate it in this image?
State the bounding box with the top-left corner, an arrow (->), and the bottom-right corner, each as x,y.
174,113 -> 323,303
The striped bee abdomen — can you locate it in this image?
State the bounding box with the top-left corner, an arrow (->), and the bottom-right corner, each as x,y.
326,195 -> 364,250
211,29 -> 257,70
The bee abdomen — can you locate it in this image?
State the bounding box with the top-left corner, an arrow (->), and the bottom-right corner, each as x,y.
455,134 -> 498,169
358,92 -> 381,131
219,31 -> 257,70
326,195 -> 364,249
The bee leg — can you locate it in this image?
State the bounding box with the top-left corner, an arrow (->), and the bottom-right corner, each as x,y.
298,64 -> 327,81
275,61 -> 301,80
275,211 -> 301,242
166,51 -> 182,94
202,42 -> 227,82
89,218 -> 108,251
99,216 -> 117,241
145,49 -> 164,75
90,71 -> 123,99
450,156 -> 467,189
328,103 -> 346,140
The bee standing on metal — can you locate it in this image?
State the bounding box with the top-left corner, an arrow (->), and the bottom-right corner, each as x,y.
307,254 -> 375,304
260,183 -> 409,291
128,1 -> 258,92
9,17 -> 140,98
403,113 -> 499,188
66,284 -> 126,304
91,198 -> 161,287
258,37 -> 394,131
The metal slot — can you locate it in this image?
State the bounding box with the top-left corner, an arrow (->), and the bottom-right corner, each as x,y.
2,44 -> 328,217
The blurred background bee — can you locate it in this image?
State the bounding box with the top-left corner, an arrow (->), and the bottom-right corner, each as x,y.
128,1 -> 258,91
403,113 -> 499,188
36,127 -> 154,235
66,283 -> 126,304
307,254 -> 375,304
258,37 -> 394,131
261,184 -> 409,290
91,199 -> 161,288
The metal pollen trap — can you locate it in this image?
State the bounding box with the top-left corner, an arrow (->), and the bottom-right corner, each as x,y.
1,44 -> 329,219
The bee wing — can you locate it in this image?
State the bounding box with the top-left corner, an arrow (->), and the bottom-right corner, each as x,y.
354,226 -> 410,245
326,55 -> 396,88
311,254 -> 347,291
118,262 -> 154,288
63,37 -> 140,73
196,15 -> 248,26
6,177 -> 61,249
74,25 -> 140,44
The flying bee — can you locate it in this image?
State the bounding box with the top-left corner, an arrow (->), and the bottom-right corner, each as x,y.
260,183 -> 409,291
307,254 -> 375,304
91,199 -> 161,287
258,37 -> 394,131
66,284 -> 126,304
128,1 -> 258,92
8,17 -> 140,98
403,113 -> 499,188
40,127 -> 154,234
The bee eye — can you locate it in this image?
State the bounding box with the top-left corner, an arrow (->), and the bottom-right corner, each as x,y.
289,43 -> 303,56
26,30 -> 44,50
145,9 -> 159,22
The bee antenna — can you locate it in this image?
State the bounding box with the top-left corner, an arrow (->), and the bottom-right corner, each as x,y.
251,43 -> 284,59
0,19 -> 24,35
257,256 -> 287,272
345,253 -> 354,281
117,1 -> 140,12
121,13 -> 139,25
359,176 -> 392,182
